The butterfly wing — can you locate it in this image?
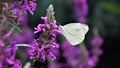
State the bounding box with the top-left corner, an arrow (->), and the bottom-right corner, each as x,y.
59,23 -> 89,45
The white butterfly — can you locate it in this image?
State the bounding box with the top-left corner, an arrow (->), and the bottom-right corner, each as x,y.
24,62 -> 31,68
59,23 -> 89,46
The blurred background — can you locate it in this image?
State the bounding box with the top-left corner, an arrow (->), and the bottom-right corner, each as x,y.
23,0 -> 120,68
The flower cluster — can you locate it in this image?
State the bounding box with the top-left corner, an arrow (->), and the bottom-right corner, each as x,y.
62,41 -> 83,68
89,28 -> 104,67
0,0 -> 37,68
0,0 -> 37,39
29,5 -> 61,61
11,0 -> 36,15
10,0 -> 37,24
0,0 -> 37,27
0,41 -> 21,68
48,35 -> 104,68
11,25 -> 33,44
74,0 -> 88,23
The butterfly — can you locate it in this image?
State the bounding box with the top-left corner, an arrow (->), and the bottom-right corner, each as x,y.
59,23 -> 89,46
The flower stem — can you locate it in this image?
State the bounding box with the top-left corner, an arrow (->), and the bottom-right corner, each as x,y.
79,43 -> 88,68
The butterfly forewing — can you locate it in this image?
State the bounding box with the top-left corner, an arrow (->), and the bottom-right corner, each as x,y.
60,23 -> 89,45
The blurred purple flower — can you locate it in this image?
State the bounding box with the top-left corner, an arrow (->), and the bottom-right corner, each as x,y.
0,42 -> 21,68
20,0 -> 37,15
91,48 -> 103,56
18,16 -> 28,25
62,41 -> 82,67
11,27 -> 33,44
89,28 -> 104,68
55,40 -> 102,68
12,0 -> 37,15
74,0 -> 88,23
87,58 -> 96,68
89,37 -> 104,66
48,62 -> 60,68
3,31 -> 12,40
12,60 -> 21,68
0,40 -> 4,47
91,37 -> 104,46
10,8 -> 21,17
9,0 -> 37,25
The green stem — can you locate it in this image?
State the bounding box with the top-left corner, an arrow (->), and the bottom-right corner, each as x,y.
79,43 -> 88,68
10,23 -> 22,32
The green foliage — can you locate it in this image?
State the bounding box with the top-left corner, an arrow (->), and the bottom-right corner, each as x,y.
101,1 -> 120,16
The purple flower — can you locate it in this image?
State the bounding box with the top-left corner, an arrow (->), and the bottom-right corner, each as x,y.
10,8 -> 21,17
34,24 -> 44,34
90,37 -> 104,46
10,6 -> 25,24
3,31 -> 12,40
12,60 -> 21,68
20,0 -> 37,15
48,62 -> 60,68
89,28 -> 104,68
89,36 -> 104,66
11,26 -> 33,44
74,0 -> 88,23
0,42 -> 21,68
60,40 -> 102,68
91,48 -> 103,56
29,40 -> 58,61
29,9 -> 60,61
9,0 -> 37,24
18,16 -> 28,25
77,17 -> 88,24
87,58 -> 96,68
12,0 -> 37,15
0,40 -> 4,47
62,41 -> 82,67
48,50 -> 56,61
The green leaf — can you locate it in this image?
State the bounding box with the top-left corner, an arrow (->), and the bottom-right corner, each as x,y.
30,60 -> 36,65
10,23 -> 23,33
100,1 -> 120,16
